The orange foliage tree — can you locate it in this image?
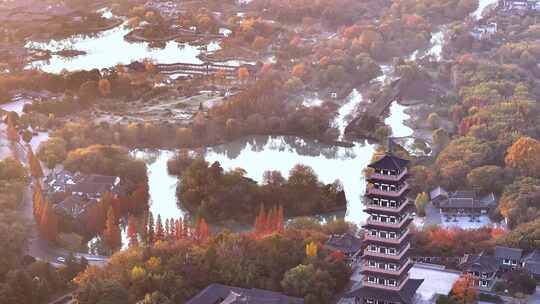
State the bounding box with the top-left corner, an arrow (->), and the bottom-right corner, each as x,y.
27,146 -> 43,179
505,137 -> 540,178
40,199 -> 58,242
127,215 -> 139,247
452,274 -> 477,304
103,207 -> 121,250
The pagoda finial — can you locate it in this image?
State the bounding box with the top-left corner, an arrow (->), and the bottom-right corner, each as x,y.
386,137 -> 394,155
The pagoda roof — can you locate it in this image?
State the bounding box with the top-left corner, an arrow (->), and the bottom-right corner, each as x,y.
344,279 -> 423,304
368,154 -> 409,171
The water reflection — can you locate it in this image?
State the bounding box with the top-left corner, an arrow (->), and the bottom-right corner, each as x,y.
26,21 -> 221,73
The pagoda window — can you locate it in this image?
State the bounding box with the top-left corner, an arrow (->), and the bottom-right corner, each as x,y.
379,247 -> 387,254
369,245 -> 377,252
370,230 -> 377,236
380,216 -> 388,223
389,232 -> 396,239
390,200 -> 397,207
381,199 -> 388,207
388,264 -> 397,270
388,248 -> 396,255
365,298 -> 375,304
378,278 -> 385,285
368,260 -> 376,267
387,279 -> 397,287
367,276 -> 376,283
380,231 -> 387,238
389,217 -> 396,223
372,215 -> 379,221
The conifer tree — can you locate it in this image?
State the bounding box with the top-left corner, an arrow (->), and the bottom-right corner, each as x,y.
40,199 -> 58,242
155,214 -> 164,241
27,146 -> 43,179
169,218 -> 175,239
164,218 -> 170,239
127,215 -> 139,247
104,207 -> 121,250
33,185 -> 43,222
175,219 -> 183,240
147,211 -> 155,245
6,115 -> 19,143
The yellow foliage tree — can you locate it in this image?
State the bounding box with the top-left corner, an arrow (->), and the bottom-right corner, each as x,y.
306,242 -> 318,258
131,266 -> 146,281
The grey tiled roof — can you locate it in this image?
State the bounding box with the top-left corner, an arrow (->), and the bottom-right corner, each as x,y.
459,252 -> 499,273
494,246 -> 523,261
368,154 -> 409,171
344,279 -> 424,304
325,233 -> 362,255
186,284 -> 304,304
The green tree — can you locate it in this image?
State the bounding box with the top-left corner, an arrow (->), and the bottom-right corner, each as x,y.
415,192 -> 429,217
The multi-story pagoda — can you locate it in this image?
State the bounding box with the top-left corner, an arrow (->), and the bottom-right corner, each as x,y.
346,149 -> 422,304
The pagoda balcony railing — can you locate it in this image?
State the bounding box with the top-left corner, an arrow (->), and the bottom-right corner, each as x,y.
362,275 -> 409,291
361,260 -> 412,276
369,168 -> 408,182
364,229 -> 410,245
365,215 -> 412,229
367,183 -> 409,197
362,244 -> 410,260
364,199 -> 410,213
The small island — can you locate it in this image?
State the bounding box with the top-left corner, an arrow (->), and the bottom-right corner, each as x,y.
169,153 -> 347,223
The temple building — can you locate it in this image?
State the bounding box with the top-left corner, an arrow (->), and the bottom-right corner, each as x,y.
345,151 -> 422,304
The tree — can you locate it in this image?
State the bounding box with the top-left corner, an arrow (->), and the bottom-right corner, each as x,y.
155,215 -> 164,241
127,215 -> 139,247
6,115 -> 19,143
98,79 -> 112,97
451,274 -> 477,304
40,199 -> 58,242
27,146 -> 43,179
195,218 -> 210,242
427,113 -> 441,129
281,264 -> 335,303
505,137 -> 540,178
103,207 -> 121,251
415,192 -> 429,217
37,137 -> 67,169
147,212 -> 155,245
432,128 -> 450,150
306,242 -> 318,258
291,63 -> 306,78
466,166 -> 506,194
33,185 -> 44,222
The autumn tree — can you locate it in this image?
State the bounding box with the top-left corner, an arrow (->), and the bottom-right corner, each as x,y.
145,211 -> 153,245
451,274 -> 477,304
505,137 -> 540,178
194,218 -> 210,243
415,192 -> 429,217
6,114 -> 19,143
127,215 -> 139,247
33,185 -> 44,222
291,63 -> 306,78
40,199 -> 58,242
306,242 -> 318,258
155,215 -> 164,242
27,146 -> 43,179
104,207 -> 121,250
98,79 -> 112,97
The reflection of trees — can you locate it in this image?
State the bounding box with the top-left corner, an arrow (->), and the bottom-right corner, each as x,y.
132,148 -> 161,164
205,135 -> 362,161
